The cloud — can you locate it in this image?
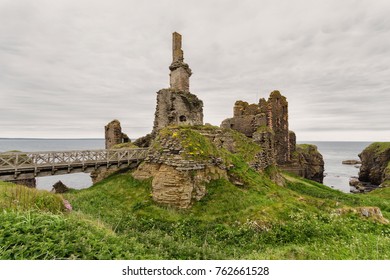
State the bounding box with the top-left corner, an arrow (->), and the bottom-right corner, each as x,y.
0,0 -> 389,141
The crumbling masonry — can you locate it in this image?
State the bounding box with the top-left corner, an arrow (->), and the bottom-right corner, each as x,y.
221,91 -> 323,183
152,32 -> 203,133
105,119 -> 130,149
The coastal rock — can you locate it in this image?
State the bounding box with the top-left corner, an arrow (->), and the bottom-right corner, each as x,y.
349,177 -> 360,187
334,206 -> 388,224
342,159 -> 361,165
282,144 -> 325,183
358,142 -> 390,186
51,180 -> 69,193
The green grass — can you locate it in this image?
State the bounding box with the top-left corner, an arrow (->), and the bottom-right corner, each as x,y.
0,182 -> 65,213
1,169 -> 390,259
111,142 -> 139,149
364,142 -> 390,155
1,130 -> 390,260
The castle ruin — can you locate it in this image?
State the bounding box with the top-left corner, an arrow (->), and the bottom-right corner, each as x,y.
221,91 -> 294,165
152,32 -> 203,133
104,119 -> 130,149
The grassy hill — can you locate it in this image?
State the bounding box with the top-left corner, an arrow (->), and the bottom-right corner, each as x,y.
1,127 -> 390,259
1,165 -> 390,259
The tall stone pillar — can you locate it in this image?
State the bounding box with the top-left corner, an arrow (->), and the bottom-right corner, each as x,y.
169,32 -> 192,91
267,91 -> 290,164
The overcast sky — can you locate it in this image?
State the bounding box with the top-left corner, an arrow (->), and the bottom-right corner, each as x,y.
1,0 -> 389,141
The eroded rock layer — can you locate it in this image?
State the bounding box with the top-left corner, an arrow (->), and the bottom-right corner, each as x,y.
358,142 -> 390,187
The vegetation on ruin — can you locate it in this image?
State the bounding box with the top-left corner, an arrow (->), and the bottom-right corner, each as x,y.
1,128 -> 390,260
111,142 -> 139,149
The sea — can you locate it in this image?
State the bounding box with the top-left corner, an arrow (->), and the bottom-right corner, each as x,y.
0,139 -> 372,193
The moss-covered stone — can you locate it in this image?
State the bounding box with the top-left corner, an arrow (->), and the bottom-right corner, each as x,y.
111,142 -> 139,149
359,142 -> 390,186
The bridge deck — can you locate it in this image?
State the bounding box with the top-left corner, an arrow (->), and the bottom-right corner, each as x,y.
0,148 -> 149,180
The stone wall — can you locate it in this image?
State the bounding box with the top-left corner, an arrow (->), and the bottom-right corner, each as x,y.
152,89 -> 203,132
220,90 -> 292,165
267,91 -> 290,164
221,101 -> 267,137
148,32 -> 203,134
220,90 -> 324,183
105,119 -> 130,149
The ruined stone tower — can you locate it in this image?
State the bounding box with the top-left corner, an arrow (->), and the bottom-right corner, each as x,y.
104,119 -> 130,149
221,90 -> 292,165
169,32 -> 192,91
152,32 -> 203,132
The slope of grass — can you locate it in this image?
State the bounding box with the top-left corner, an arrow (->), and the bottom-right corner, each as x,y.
1,128 -> 390,259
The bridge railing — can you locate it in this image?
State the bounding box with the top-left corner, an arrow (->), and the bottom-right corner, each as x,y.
0,148 -> 149,171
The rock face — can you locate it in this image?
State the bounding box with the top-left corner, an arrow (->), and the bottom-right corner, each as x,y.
105,120 -> 130,149
221,91 -> 324,183
358,142 -> 390,187
283,144 -> 324,183
342,160 -> 361,165
51,180 -> 69,193
134,162 -> 226,208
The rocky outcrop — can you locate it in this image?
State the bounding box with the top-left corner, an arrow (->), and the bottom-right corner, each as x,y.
333,206 -> 388,224
342,160 -> 361,165
105,119 -> 130,149
358,142 -> 390,187
132,126 -> 273,208
283,144 -> 324,183
133,127 -> 233,208
134,162 -> 226,208
51,180 -> 69,193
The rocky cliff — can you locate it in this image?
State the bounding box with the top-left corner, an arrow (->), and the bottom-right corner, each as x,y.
358,142 -> 390,188
282,144 -> 324,183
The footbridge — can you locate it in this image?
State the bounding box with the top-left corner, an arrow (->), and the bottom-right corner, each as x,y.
0,148 -> 149,181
